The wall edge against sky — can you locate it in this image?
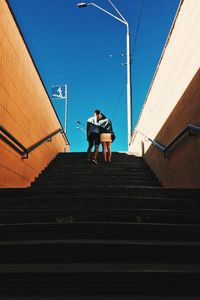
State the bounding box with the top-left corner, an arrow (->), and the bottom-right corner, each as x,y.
5,0 -> 70,146
132,0 -> 184,134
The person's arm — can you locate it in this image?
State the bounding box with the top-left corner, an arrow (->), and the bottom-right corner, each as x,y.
110,120 -> 113,132
86,122 -> 90,139
107,119 -> 113,133
110,123 -> 113,133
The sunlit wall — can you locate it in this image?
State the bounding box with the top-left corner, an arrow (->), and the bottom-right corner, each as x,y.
0,0 -> 69,188
130,0 -> 200,187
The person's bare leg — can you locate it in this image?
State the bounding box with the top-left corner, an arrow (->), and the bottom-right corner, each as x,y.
102,142 -> 107,162
107,142 -> 112,162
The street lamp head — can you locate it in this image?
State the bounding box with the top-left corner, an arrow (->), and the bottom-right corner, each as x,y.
77,3 -> 88,8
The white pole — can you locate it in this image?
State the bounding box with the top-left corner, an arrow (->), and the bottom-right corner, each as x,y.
106,0 -> 132,147
64,85 -> 68,134
126,24 -> 132,146
77,1 -> 132,148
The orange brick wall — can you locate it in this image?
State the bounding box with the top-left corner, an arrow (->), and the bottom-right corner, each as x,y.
0,0 -> 69,188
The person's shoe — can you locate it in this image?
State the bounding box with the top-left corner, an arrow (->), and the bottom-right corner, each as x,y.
91,158 -> 98,164
87,158 -> 91,162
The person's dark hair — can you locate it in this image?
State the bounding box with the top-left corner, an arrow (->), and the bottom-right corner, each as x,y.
100,113 -> 106,120
95,109 -> 100,115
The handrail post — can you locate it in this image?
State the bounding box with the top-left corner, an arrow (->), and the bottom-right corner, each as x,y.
22,151 -> 29,159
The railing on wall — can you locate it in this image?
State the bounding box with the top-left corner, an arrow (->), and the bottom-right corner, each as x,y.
134,124 -> 200,158
0,125 -> 69,159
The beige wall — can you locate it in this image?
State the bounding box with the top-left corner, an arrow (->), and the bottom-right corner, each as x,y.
0,0 -> 69,188
129,0 -> 200,187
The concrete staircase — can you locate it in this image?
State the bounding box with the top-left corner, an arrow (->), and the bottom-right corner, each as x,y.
0,152 -> 200,299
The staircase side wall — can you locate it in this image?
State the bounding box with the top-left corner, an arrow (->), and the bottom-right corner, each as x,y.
129,0 -> 200,187
0,0 -> 69,188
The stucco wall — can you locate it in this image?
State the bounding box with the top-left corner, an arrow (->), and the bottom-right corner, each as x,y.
129,0 -> 200,187
0,0 -> 69,188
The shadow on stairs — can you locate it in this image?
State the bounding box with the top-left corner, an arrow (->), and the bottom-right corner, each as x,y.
0,152 -> 200,299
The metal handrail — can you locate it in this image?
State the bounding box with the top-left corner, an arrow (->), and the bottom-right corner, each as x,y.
0,125 -> 69,159
134,124 -> 200,158
0,125 -> 27,156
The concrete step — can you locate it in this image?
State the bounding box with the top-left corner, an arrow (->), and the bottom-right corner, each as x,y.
0,192 -> 200,210
1,262 -> 200,273
37,170 -> 156,178
55,152 -> 144,160
48,161 -> 153,167
0,185 -> 200,200
0,222 -> 200,241
1,263 -> 200,295
0,208 -> 199,224
1,239 -> 200,263
33,180 -> 160,188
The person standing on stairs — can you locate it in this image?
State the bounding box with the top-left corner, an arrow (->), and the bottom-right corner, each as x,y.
86,109 -> 101,164
99,113 -> 114,164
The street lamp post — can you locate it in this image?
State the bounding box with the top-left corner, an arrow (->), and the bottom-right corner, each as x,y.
77,1 -> 132,146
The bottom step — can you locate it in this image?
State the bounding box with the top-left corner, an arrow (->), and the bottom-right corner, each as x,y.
0,263 -> 200,295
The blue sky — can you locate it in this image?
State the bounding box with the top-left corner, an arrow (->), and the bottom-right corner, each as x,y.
8,0 -> 180,152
